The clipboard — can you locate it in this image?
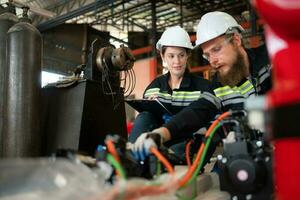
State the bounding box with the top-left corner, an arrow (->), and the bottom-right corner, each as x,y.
125,99 -> 173,117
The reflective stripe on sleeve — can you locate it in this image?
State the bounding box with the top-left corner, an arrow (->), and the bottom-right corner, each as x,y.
202,92 -> 222,109
144,88 -> 202,106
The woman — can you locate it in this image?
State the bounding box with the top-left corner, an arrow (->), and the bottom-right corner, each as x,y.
129,26 -> 212,149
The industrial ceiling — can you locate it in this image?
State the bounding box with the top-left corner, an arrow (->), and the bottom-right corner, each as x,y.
1,0 -> 251,43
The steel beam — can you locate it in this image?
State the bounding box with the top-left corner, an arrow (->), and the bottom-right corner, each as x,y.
109,34 -> 129,45
37,0 -> 111,32
151,0 -> 157,57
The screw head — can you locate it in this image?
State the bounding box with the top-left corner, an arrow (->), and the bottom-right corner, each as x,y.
217,155 -> 223,160
246,194 -> 252,200
222,158 -> 227,164
256,141 -> 263,147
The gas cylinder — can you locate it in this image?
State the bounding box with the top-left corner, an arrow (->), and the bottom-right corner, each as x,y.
0,4 -> 18,157
2,7 -> 42,157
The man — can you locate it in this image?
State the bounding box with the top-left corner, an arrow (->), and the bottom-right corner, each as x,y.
133,11 -> 272,159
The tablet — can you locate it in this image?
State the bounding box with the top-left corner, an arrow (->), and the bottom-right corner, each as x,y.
125,99 -> 173,117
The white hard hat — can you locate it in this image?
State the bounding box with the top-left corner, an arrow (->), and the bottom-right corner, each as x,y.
195,11 -> 244,47
156,26 -> 193,50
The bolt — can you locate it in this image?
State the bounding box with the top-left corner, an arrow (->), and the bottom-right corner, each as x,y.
256,141 -> 262,147
222,158 -> 227,164
217,154 -> 223,160
246,194 -> 252,200
265,156 -> 270,162
232,196 -> 238,200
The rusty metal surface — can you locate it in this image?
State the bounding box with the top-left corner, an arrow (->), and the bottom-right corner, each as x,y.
0,11 -> 18,157
111,45 -> 135,71
2,21 -> 42,157
42,80 -> 127,156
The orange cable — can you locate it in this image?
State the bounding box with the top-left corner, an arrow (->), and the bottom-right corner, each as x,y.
106,182 -> 176,200
150,147 -> 174,174
105,139 -> 123,178
106,139 -> 121,162
185,140 -> 193,167
178,111 -> 231,187
107,112 -> 230,199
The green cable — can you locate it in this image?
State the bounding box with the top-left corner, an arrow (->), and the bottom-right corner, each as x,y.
107,153 -> 127,179
176,182 -> 197,200
156,159 -> 161,176
185,123 -> 222,186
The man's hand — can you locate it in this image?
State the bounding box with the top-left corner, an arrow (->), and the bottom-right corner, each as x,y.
132,127 -> 171,160
132,132 -> 163,161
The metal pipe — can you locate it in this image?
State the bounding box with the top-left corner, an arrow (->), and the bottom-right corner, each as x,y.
11,0 -> 56,18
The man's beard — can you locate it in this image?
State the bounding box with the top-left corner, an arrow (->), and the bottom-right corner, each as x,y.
217,50 -> 248,87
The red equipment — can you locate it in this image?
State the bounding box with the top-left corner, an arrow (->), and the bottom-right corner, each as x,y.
254,1 -> 300,199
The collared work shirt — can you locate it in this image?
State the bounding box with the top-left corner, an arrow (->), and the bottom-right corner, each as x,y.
143,71 -> 212,114
164,45 -> 272,140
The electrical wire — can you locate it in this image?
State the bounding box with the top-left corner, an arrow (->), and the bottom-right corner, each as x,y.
178,111 -> 231,188
105,112 -> 230,199
121,68 -> 136,98
104,112 -> 231,200
156,158 -> 162,176
107,154 -> 126,180
185,140 -> 193,168
106,139 -> 121,162
187,123 -> 222,186
105,138 -> 125,179
101,54 -> 119,98
125,71 -> 131,95
129,69 -> 135,96
120,71 -> 128,93
98,46 -> 136,110
106,146 -> 175,199
103,142 -> 174,199
150,147 -> 174,174
101,55 -> 125,110
105,175 -> 179,200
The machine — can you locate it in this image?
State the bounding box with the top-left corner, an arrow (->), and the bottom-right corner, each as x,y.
217,112 -> 273,200
42,41 -> 135,156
